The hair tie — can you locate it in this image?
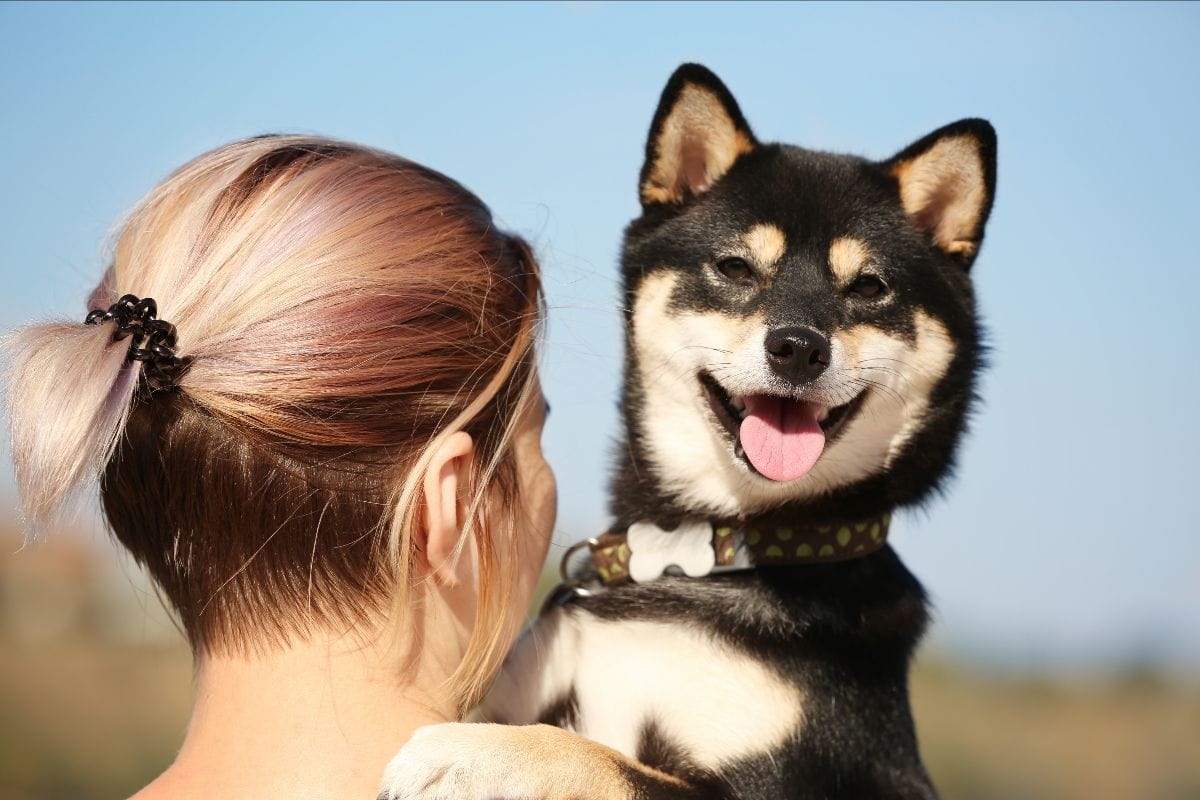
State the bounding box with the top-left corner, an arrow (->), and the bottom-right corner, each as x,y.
85,294 -> 186,388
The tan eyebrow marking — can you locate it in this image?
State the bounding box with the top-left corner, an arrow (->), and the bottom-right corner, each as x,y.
741,224 -> 787,275
828,237 -> 871,287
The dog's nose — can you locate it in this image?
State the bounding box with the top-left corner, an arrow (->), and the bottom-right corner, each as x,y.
765,326 -> 831,384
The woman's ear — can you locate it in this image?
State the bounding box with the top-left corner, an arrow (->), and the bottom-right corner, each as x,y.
419,431 -> 476,587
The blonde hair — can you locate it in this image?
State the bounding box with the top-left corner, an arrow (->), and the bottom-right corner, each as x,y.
5,136 -> 543,709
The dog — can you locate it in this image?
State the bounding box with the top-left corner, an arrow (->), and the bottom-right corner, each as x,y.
380,63 -> 996,800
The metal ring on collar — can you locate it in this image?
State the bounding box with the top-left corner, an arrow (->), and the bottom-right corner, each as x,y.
558,537 -> 600,582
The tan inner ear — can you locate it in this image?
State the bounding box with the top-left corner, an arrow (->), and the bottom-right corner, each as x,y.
892,136 -> 986,258
642,84 -> 755,205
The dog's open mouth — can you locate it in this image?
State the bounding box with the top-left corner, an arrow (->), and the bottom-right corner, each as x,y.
699,371 -> 865,482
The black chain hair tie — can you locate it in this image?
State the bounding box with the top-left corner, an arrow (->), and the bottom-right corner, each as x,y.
85,294 -> 186,388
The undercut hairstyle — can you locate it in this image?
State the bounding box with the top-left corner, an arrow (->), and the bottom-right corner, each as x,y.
5,136 -> 543,710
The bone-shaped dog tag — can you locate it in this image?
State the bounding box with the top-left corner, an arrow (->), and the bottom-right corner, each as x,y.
627,518 -> 715,583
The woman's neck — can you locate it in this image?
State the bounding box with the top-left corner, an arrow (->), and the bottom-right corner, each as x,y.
132,626 -> 462,800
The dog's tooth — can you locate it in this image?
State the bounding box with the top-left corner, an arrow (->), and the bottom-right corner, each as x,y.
817,407 -> 830,422
730,395 -> 746,412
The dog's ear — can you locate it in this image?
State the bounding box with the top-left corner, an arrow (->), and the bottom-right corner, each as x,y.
639,64 -> 757,207
885,119 -> 997,268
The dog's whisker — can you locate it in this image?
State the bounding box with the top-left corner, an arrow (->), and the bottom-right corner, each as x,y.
850,377 -> 906,407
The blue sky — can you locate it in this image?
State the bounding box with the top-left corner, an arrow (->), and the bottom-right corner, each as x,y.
2,1 -> 1197,670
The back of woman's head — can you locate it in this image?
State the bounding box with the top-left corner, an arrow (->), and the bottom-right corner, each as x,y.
6,136 -> 542,700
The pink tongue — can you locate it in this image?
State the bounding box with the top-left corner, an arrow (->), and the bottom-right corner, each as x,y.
739,396 -> 825,482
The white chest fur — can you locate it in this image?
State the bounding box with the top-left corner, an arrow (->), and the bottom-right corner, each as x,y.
482,611 -> 804,770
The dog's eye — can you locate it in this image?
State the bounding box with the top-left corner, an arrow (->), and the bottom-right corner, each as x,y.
848,275 -> 887,299
715,257 -> 753,281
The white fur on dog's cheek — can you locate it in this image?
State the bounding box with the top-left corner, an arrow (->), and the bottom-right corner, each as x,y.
630,272 -> 760,516
809,333 -> 911,487
820,312 -> 957,480
884,312 -> 957,466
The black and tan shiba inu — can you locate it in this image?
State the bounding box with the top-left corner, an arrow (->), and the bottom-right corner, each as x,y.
381,64 -> 997,799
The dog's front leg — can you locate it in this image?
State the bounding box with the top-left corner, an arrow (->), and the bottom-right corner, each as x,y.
378,722 -> 706,800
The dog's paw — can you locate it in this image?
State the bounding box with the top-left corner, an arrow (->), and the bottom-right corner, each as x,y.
378,722 -> 540,800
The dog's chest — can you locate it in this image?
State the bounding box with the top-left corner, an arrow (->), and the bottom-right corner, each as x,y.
484,609 -> 803,770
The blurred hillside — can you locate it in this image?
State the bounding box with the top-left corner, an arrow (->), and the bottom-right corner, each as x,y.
1,524 -> 1197,800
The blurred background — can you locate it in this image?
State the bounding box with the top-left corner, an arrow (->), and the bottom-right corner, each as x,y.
1,2 -> 1198,798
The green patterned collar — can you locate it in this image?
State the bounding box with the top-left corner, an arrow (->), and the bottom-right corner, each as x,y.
582,512 -> 893,586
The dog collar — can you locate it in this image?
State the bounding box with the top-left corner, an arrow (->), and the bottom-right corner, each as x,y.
575,512 -> 892,586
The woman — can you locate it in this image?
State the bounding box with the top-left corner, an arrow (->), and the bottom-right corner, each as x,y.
5,136 -> 555,798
